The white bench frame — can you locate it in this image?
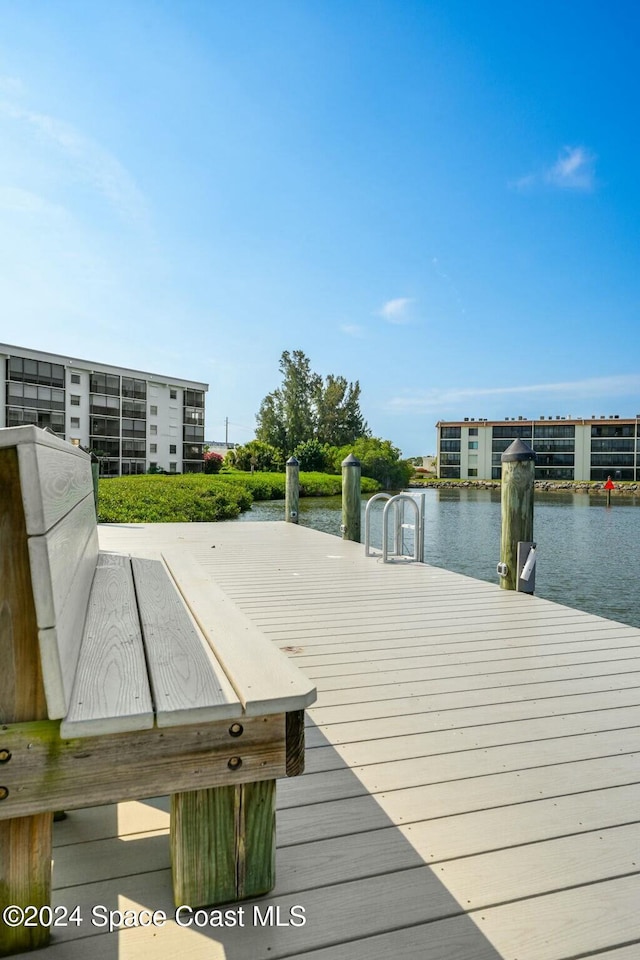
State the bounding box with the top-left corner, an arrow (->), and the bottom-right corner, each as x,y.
0,425 -> 316,955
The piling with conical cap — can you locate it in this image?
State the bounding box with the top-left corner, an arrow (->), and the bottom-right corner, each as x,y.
500,438 -> 536,591
285,456 -> 299,523
341,453 -> 361,542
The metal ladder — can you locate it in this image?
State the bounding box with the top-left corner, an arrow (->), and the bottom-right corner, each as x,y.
364,492 -> 426,563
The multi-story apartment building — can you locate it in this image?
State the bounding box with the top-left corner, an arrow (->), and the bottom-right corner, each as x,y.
1,343 -> 207,475
436,415 -> 640,482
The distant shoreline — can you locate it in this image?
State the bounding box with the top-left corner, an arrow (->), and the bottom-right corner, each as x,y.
409,479 -> 640,495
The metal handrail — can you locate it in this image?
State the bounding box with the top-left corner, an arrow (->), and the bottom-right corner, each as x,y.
365,491 -> 425,563
364,492 -> 393,556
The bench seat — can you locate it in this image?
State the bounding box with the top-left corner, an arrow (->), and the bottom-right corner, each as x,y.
0,425 -> 316,956
62,553 -> 241,737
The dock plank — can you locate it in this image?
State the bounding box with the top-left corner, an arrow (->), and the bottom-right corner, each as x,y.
38,518 -> 640,960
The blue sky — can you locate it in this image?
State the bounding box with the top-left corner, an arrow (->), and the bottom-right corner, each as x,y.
1,1 -> 639,456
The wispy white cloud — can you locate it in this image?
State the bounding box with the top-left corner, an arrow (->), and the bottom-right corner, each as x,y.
512,145 -> 597,193
0,75 -> 27,96
0,186 -> 68,218
0,100 -> 149,227
340,323 -> 366,338
545,146 -> 596,190
378,297 -> 414,323
387,374 -> 640,412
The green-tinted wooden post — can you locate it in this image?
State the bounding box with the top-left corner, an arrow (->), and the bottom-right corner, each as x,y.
0,449 -> 52,956
171,780 -> 276,907
285,456 -> 299,523
91,453 -> 99,519
341,453 -> 361,542
499,438 -> 536,591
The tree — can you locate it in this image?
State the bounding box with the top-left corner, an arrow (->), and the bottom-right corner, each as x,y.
329,437 -> 414,490
256,350 -> 369,455
293,438 -> 329,472
256,350 -> 319,453
315,375 -> 369,447
226,440 -> 283,472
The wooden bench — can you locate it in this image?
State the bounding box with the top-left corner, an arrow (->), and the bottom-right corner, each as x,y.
0,425 -> 316,955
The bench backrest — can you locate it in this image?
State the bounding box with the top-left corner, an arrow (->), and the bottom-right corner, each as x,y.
0,425 -> 98,719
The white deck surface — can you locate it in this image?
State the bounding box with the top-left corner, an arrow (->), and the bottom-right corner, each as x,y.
21,520 -> 640,959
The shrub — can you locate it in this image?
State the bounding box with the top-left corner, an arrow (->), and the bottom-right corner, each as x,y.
97,474 -> 253,523
293,438 -> 329,472
327,438 -> 413,489
228,440 -> 284,472
204,451 -> 224,474
97,470 -> 381,523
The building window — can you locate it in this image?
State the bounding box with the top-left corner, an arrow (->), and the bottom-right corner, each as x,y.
121,418 -> 146,439
169,444 -> 176,454
90,373 -> 120,396
150,443 -> 157,453
169,462 -> 177,473
492,425 -> 532,439
590,438 -> 634,454
122,399 -> 147,419
184,389 -> 204,409
7,382 -> 65,410
98,459 -> 120,477
70,417 -> 80,428
150,424 -> 158,435
468,468 -> 478,477
122,377 -> 147,400
170,389 -> 177,399
90,416 -> 120,438
591,424 -> 634,438
70,373 -> 81,384
121,439 -> 146,459
534,424 -> 575,439
468,428 -> 478,436
89,394 -> 120,417
91,438 -> 120,458
150,405 -> 158,416
70,395 -> 81,406
121,461 -> 145,476
468,441 -> 478,449
8,356 -> 65,387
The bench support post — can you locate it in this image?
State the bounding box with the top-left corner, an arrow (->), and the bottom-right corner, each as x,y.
0,448 -> 52,956
0,814 -> 52,956
170,780 -> 276,907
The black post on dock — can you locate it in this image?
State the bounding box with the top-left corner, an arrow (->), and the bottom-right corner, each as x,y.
341,453 -> 361,542
90,451 -> 99,518
285,456 -> 300,523
499,438 -> 536,592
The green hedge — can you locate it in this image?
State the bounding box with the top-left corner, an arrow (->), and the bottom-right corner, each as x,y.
97,475 -> 252,523
97,471 -> 380,523
223,470 -> 379,499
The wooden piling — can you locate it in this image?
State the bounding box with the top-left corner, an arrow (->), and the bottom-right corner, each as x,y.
285,456 -> 300,523
341,453 -> 361,542
499,438 -> 536,592
0,449 -> 52,956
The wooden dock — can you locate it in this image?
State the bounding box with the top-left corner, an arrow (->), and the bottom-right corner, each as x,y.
16,520 -> 640,959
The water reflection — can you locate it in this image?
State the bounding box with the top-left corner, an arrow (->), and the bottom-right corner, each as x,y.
234,488 -> 640,629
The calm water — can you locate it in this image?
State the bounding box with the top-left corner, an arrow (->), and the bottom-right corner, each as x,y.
235,489 -> 640,630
